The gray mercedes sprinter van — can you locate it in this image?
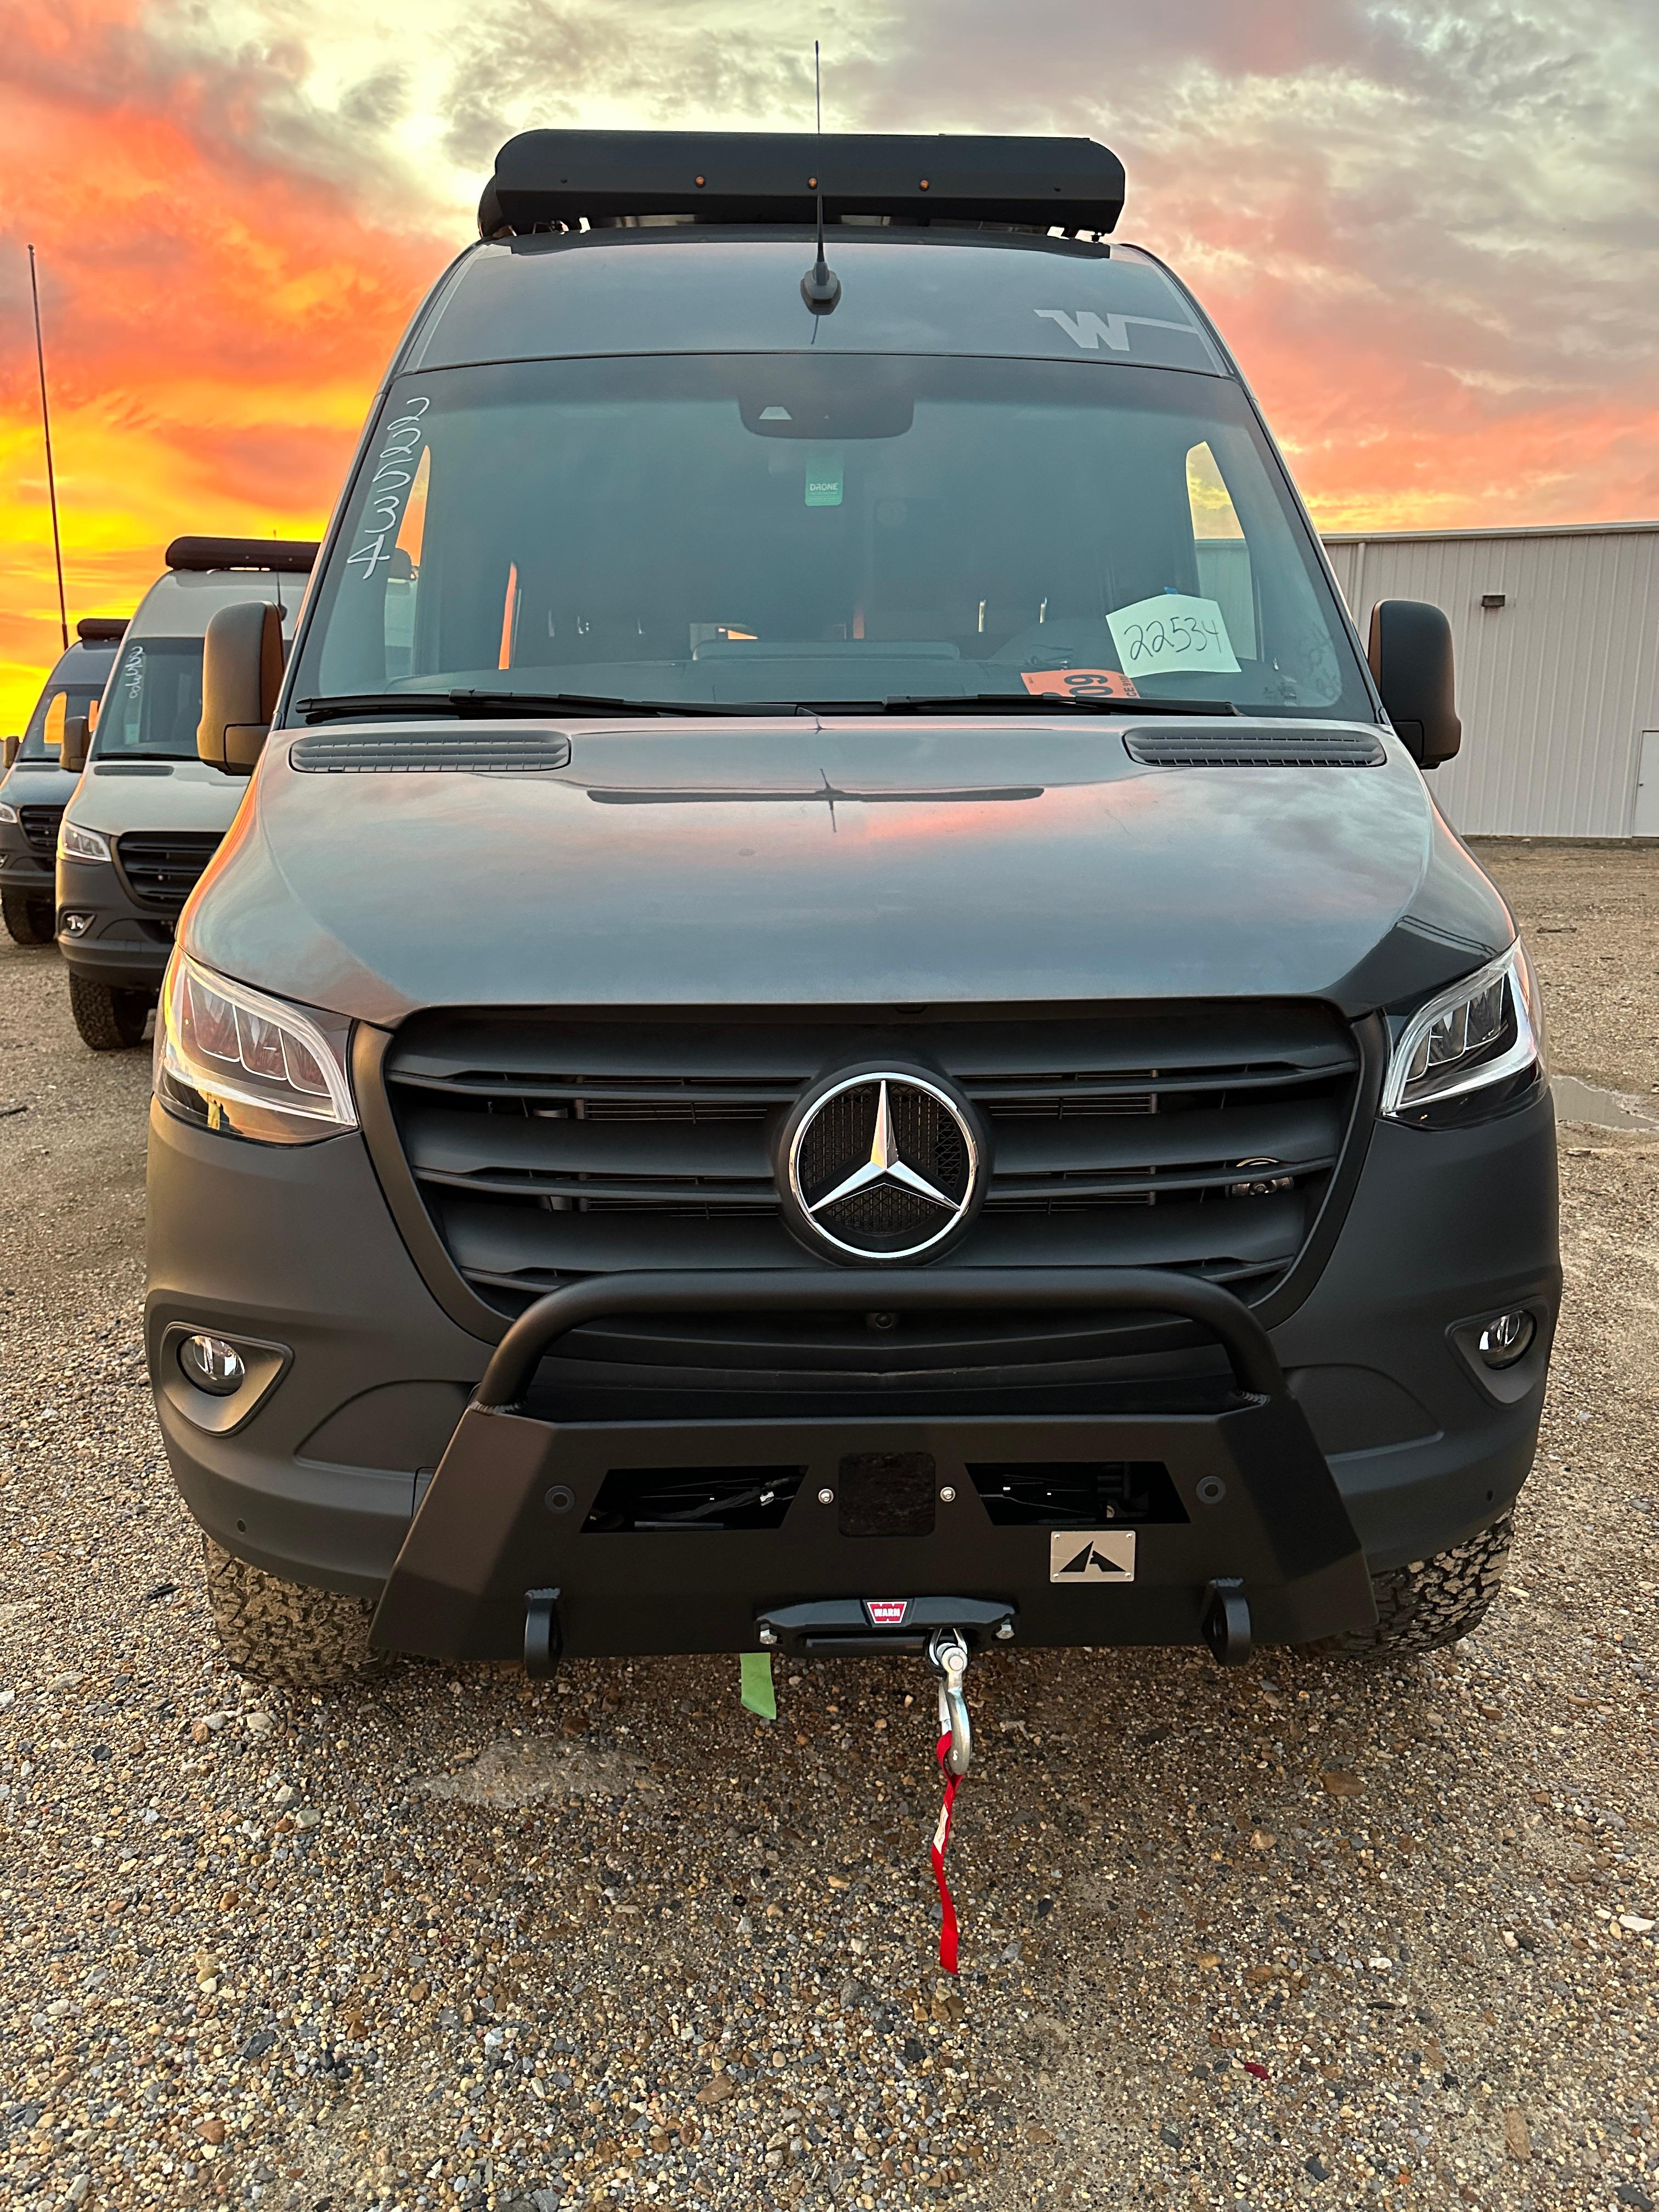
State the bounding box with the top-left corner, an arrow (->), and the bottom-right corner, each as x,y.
146,133 -> 1558,1700
0,619 -> 126,944
55,537 -> 314,1049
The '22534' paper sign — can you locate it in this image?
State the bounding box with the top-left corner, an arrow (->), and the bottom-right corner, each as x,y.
1106,592 -> 1240,679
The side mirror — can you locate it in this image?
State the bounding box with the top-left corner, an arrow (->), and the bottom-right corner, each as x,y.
1367,599 -> 1462,769
45,693 -> 92,771
2,736 -> 17,771
60,713 -> 91,773
199,601 -> 284,774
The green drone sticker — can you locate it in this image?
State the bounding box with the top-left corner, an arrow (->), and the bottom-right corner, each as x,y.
805,450 -> 844,508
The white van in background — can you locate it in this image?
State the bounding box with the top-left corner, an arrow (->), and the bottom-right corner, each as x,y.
0,619 -> 128,944
54,537 -> 315,1049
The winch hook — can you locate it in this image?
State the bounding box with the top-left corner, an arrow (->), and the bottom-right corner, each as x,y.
927,1627 -> 973,1778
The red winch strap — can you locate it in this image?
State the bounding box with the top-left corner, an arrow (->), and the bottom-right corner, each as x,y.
930,1731 -> 963,1975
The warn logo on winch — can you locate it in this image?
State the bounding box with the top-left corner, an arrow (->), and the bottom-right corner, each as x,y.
864,1599 -> 910,1627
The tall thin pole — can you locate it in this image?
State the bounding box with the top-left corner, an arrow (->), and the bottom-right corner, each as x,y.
27,245 -> 70,652
815,40 -> 822,131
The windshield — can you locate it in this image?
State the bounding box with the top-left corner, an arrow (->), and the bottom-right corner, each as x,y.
295,354 -> 1374,720
92,637 -> 206,761
19,678 -> 106,762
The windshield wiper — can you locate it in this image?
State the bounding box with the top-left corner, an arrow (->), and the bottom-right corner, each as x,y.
867,692 -> 1238,716
294,690 -> 804,725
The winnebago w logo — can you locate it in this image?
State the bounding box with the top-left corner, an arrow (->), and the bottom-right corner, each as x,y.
1048,1530 -> 1137,1583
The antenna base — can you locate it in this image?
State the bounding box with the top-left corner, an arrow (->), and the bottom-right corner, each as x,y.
800,262 -> 842,313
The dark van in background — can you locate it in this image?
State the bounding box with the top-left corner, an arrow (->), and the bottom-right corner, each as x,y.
54,537 -> 315,1049
0,618 -> 127,945
145,133 -> 1557,1694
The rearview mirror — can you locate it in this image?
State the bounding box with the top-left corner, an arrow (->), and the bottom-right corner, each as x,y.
1367,600 -> 1462,769
199,601 -> 284,774
2,736 -> 17,771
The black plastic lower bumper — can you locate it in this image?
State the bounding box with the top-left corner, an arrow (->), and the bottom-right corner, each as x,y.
369,1269 -> 1378,1661
55,854 -> 174,990
0,852 -> 54,890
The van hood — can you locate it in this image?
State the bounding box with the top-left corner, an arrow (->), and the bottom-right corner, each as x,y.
70,756 -> 247,837
184,715 -> 1514,1025
1,760 -> 82,809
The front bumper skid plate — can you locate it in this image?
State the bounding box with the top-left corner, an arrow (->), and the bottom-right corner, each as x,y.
369,1268 -> 1377,1660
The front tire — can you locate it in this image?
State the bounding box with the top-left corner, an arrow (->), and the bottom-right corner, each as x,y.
68,970 -> 151,1049
1334,1514 -> 1513,1656
2,889 -> 55,945
202,1537 -> 382,1689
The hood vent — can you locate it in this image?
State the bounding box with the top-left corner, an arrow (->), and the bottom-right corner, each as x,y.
1125,732 -> 1385,769
290,729 -> 573,775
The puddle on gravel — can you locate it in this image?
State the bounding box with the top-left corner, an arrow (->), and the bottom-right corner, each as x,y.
1553,1074 -> 1659,1131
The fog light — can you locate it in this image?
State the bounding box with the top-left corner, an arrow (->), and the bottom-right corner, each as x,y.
177,1333 -> 247,1396
1477,1310 -> 1534,1368
59,911 -> 93,937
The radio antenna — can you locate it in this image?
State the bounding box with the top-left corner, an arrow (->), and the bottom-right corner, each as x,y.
800,40 -> 841,313
27,246 -> 70,652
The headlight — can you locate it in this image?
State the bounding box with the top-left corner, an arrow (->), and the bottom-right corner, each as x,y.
59,820 -> 112,863
155,952 -> 356,1145
0,801 -> 18,825
1382,943 -> 1545,1120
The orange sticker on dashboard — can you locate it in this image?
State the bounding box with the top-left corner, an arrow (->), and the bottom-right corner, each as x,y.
1020,668 -> 1139,701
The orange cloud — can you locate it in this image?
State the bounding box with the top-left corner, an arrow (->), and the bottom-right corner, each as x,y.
0,0 -> 449,729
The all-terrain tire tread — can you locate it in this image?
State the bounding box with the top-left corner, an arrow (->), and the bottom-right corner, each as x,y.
202,1536 -> 381,1689
68,970 -> 149,1050
1335,1513 -> 1513,1655
2,889 -> 55,945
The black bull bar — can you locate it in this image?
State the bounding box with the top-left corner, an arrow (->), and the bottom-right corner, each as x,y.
369,1269 -> 1376,1663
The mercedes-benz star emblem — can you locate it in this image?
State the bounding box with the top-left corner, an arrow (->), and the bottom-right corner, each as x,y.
783,1071 -> 983,1262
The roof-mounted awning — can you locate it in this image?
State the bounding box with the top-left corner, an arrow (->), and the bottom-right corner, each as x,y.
481,131 -> 1125,240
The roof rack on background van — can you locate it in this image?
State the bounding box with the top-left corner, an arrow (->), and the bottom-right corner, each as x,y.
165,537 -> 319,574
480,131 -> 1125,241
76,617 -> 128,642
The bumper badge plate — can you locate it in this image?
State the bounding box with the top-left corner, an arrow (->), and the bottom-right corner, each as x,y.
864,1599 -> 911,1627
1050,1530 -> 1137,1582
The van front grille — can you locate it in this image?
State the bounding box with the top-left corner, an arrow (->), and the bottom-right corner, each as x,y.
381,1007 -> 1361,1325
114,831 -> 223,911
18,805 -> 63,864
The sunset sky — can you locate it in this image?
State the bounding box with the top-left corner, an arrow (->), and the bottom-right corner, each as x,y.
3,0 -> 1657,730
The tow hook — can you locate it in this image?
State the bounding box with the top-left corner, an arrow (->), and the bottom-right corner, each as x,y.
927,1627 -> 973,1778
1201,1577 -> 1252,1667
524,1586 -> 563,1679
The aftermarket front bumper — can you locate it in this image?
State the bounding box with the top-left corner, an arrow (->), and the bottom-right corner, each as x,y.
369,1269 -> 1378,1664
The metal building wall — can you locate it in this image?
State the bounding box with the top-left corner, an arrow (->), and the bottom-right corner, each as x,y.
1321,523 -> 1659,837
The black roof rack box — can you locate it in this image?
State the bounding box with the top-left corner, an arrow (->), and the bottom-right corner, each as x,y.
165,536 -> 318,574
486,130 -> 1124,238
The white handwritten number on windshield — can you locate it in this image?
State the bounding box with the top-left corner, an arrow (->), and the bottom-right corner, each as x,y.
345,397 -> 431,583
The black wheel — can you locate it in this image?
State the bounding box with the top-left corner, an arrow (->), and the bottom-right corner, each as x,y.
202,1537 -> 382,1690
1333,1513 -> 1513,1656
2,889 -> 54,945
68,970 -> 151,1050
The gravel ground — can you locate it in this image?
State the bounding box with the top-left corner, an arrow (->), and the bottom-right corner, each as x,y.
1,849 -> 1656,2212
